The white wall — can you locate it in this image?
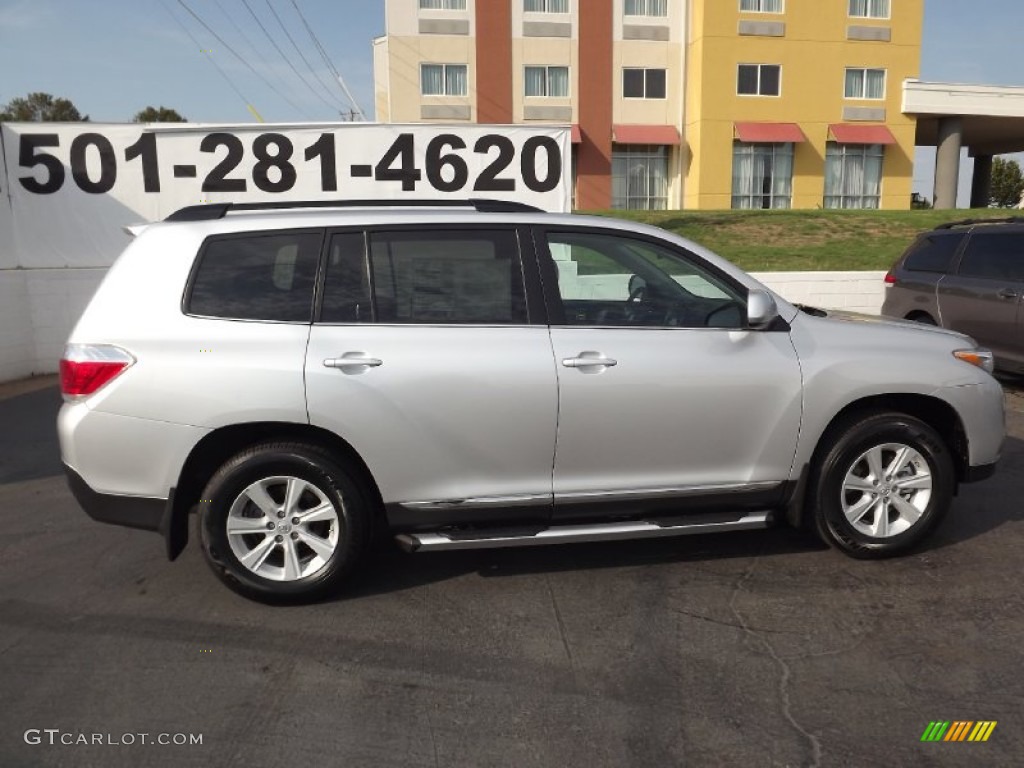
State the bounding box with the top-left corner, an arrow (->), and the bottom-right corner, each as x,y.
752,270 -> 887,315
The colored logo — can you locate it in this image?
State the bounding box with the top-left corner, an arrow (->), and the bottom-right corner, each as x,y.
921,721 -> 997,742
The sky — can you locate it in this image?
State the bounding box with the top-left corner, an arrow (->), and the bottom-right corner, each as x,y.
2,0 -> 1023,205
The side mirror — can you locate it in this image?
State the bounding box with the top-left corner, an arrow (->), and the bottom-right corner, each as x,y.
746,289 -> 778,329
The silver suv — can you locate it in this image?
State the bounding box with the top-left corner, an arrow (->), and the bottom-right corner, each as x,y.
59,200 -> 1005,603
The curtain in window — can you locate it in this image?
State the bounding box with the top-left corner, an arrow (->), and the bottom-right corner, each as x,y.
420,0 -> 467,9
871,0 -> 890,15
732,145 -> 754,209
525,67 -> 546,96
863,148 -> 883,207
421,65 -> 443,95
848,0 -> 868,15
865,69 -> 885,99
445,65 -> 467,96
845,68 -> 865,98
528,0 -> 568,11
742,0 -> 782,11
548,67 -> 569,97
824,144 -> 843,208
771,146 -> 793,209
549,0 -> 569,11
626,0 -> 666,16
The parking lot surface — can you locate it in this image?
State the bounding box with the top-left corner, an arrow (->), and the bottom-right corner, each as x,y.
1,376 -> 1022,767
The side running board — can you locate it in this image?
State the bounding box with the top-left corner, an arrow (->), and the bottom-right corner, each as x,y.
395,511 -> 772,553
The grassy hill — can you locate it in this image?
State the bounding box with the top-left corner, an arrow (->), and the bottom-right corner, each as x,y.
599,209 -> 1019,272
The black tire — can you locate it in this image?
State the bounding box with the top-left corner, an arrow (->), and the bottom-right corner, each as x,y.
810,411 -> 955,559
199,442 -> 370,603
906,312 -> 937,326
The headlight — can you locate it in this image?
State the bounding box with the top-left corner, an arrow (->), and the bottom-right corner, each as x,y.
953,348 -> 995,374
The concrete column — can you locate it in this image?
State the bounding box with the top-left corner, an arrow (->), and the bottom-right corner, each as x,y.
970,154 -> 993,209
933,117 -> 963,209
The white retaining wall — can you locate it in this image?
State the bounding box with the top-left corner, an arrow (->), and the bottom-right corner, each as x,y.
0,268 -> 888,383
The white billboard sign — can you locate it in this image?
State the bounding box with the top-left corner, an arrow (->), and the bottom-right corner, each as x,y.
0,122 -> 571,268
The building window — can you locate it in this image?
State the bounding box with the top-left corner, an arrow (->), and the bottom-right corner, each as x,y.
525,66 -> 570,97
844,68 -> 886,99
731,143 -> 793,209
824,142 -> 884,209
848,0 -> 890,19
623,68 -> 667,99
625,0 -> 668,17
419,0 -> 467,10
740,0 -> 783,12
421,64 -> 468,96
525,0 -> 569,12
737,64 -> 781,96
612,145 -> 669,210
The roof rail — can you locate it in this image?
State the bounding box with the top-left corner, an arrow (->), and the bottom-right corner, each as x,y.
164,198 -> 545,222
935,216 -> 1024,230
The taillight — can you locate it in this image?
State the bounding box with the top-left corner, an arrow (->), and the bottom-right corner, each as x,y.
884,271 -> 897,285
60,344 -> 135,399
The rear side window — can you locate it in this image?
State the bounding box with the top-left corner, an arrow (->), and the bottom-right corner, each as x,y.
187,232 -> 321,321
958,232 -> 1024,281
350,229 -> 527,325
902,233 -> 965,273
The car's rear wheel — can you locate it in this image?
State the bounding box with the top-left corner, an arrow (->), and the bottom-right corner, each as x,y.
199,442 -> 369,603
906,312 -> 937,326
811,412 -> 955,558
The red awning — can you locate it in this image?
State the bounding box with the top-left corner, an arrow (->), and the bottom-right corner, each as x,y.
570,124 -> 581,144
828,123 -> 898,145
734,122 -> 805,143
612,124 -> 681,145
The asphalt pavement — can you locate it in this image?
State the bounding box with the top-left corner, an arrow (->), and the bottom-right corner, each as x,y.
0,375 -> 1022,767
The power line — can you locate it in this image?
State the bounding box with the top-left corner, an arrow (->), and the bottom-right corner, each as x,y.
239,0 -> 342,115
212,0 -> 300,110
158,0 -> 257,118
265,0 -> 350,113
176,0 -> 311,118
288,0 -> 365,119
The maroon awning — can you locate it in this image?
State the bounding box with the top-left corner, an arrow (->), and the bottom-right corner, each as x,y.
612,124 -> 681,145
828,123 -> 897,145
570,124 -> 581,144
734,122 -> 805,143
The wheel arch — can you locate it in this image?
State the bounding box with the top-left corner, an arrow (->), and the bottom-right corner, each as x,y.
786,393 -> 968,528
167,422 -> 384,560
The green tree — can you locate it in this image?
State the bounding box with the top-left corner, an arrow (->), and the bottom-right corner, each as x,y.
133,106 -> 186,123
0,92 -> 87,121
989,157 -> 1024,208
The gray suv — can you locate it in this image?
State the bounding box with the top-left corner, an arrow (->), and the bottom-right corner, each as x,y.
881,218 -> 1024,374
59,200 -> 1005,603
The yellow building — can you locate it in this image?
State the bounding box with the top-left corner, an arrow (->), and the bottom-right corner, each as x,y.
373,0 -> 924,210
687,0 -> 922,210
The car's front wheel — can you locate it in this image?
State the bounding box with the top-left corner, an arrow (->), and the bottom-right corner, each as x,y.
811,412 -> 955,558
199,442 -> 369,603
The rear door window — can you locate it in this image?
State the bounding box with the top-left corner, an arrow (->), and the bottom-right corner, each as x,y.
958,232 -> 1024,281
902,233 -> 965,273
187,231 -> 321,321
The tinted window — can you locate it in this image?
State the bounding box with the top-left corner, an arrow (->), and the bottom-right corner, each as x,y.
646,68 -> 667,98
623,69 -> 645,98
737,65 -> 759,95
547,231 -> 744,328
902,233 -> 965,273
368,230 -> 527,324
958,232 -> 1024,281
321,232 -> 372,323
188,232 -> 320,321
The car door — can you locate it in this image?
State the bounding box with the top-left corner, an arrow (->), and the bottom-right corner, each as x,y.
536,227 -> 803,522
305,226 -> 557,529
938,230 -> 1024,367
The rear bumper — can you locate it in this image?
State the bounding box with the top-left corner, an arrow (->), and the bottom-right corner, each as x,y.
65,463 -> 166,532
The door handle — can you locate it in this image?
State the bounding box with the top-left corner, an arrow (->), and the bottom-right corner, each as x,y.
997,288 -> 1019,300
324,353 -> 383,370
562,352 -> 618,369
